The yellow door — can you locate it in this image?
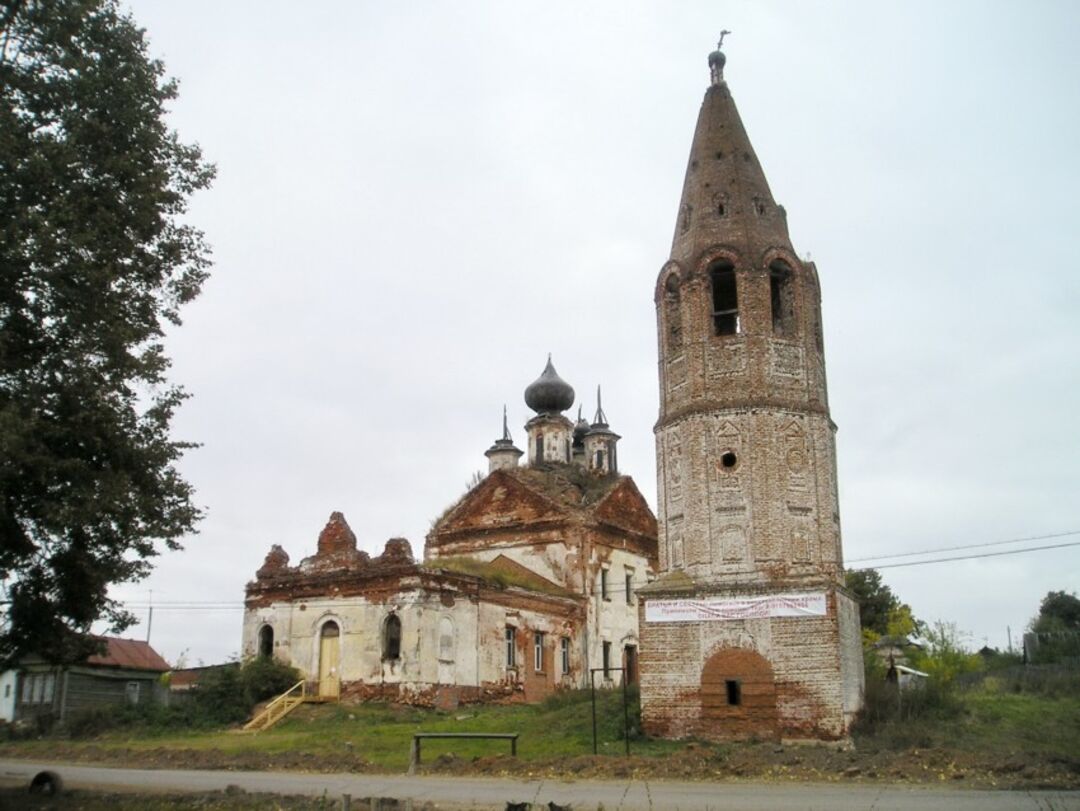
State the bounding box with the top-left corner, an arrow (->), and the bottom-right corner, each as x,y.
318,622 -> 340,698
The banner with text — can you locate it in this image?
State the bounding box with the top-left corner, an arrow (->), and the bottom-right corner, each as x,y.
644,592 -> 828,623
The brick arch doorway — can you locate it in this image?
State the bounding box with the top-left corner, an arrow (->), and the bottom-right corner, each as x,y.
700,647 -> 778,740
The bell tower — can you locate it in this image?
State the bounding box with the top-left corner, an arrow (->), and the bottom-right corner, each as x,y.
639,38 -> 864,741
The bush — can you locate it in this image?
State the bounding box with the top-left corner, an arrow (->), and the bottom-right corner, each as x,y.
240,656 -> 301,705
852,673 -> 964,738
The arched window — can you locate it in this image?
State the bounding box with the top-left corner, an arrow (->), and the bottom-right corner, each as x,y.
258,624 -> 274,658
769,260 -> 796,336
709,261 -> 738,335
664,275 -> 683,350
438,617 -> 454,661
383,614 -> 401,660
535,433 -> 544,462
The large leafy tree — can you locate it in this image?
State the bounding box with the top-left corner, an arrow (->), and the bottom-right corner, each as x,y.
1028,590 -> 1080,663
842,570 -> 911,639
0,0 -> 213,664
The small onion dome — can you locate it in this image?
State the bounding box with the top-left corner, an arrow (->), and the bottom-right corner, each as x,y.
708,48 -> 726,72
524,355 -> 575,415
574,415 -> 590,441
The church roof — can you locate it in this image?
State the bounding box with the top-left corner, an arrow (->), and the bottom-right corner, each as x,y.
427,463 -> 657,549
668,50 -> 795,272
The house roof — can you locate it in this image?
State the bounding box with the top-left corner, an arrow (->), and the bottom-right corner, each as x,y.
85,637 -> 171,672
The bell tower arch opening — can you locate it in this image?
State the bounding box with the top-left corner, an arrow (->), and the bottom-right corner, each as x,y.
708,260 -> 738,336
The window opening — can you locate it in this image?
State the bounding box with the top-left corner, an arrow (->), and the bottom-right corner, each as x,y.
726,679 -> 742,706
534,631 -> 545,671
126,681 -> 141,705
535,433 -> 544,462
595,450 -> 604,470
600,569 -> 609,600
720,451 -> 738,470
258,624 -> 274,658
383,614 -> 402,660
560,637 -> 570,675
769,260 -> 795,336
709,262 -> 738,335
625,571 -> 634,605
602,641 -> 612,678
664,275 -> 683,350
505,626 -> 516,668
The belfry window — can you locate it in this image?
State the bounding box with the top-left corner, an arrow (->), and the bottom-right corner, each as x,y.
709,262 -> 738,335
664,274 -> 683,350
383,614 -> 401,660
769,260 -> 796,336
535,433 -> 544,463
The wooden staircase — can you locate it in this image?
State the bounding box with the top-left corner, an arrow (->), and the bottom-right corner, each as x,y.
242,679 -> 311,732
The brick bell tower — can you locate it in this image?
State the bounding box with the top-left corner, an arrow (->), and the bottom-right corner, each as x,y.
637,37 -> 864,741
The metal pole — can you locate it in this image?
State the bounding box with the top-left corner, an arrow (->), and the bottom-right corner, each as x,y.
590,669 -> 597,755
622,667 -> 630,756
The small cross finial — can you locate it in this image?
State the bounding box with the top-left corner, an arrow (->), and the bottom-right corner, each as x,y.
718,30 -> 731,50
501,404 -> 511,441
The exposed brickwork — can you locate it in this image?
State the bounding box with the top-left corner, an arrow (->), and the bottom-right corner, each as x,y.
639,59 -> 864,742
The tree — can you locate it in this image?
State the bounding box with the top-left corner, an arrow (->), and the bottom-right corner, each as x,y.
1027,590 -> 1080,663
0,0 -> 213,665
1030,590 -> 1080,634
845,569 -> 917,637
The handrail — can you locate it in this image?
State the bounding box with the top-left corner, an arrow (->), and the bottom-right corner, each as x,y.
243,679 -> 306,731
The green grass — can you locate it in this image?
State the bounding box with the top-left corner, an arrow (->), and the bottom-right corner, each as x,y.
7,689 -> 682,769
854,683 -> 1080,757
4,683 -> 1078,775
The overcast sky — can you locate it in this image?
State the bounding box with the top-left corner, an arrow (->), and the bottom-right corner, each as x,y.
109,1 -> 1080,666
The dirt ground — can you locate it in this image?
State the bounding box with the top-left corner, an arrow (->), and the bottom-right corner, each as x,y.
3,741 -> 1078,791
0,785 -> 439,810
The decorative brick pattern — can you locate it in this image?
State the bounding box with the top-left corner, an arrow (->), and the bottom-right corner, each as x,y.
639,62 -> 864,741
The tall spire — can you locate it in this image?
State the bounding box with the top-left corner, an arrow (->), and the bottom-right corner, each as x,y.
669,38 -> 794,270
592,385 -> 608,428
485,404 -> 523,473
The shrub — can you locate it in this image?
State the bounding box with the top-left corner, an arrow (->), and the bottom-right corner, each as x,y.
853,672 -> 964,739
239,656 -> 301,705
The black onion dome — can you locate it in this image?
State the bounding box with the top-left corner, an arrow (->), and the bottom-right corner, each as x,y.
574,416 -> 590,440
525,356 -> 575,414
708,48 -> 726,70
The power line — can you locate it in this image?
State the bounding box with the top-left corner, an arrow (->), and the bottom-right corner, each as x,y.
859,540 -> 1080,570
848,529 -> 1080,564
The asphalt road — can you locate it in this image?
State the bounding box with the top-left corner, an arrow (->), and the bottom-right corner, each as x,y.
2,759 -> 1079,810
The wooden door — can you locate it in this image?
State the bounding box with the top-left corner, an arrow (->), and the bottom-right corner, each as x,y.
318,622 -> 340,698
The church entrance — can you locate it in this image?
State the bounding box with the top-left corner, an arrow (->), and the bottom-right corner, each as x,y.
700,647 -> 778,740
318,621 -> 340,698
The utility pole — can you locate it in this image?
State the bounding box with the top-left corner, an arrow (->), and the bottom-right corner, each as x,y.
146,589 -> 153,644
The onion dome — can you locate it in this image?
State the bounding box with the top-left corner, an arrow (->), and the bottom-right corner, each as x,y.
524,355 -> 575,415
708,31 -> 730,85
573,405 -> 590,445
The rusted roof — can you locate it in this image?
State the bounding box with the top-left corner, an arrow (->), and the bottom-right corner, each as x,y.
84,636 -> 171,672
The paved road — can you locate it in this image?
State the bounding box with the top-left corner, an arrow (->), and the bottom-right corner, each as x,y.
2,759 -> 1079,810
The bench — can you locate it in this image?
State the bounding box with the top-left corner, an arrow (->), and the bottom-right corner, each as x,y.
408,732 -> 519,774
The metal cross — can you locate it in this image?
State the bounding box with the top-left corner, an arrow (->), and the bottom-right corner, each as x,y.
718,30 -> 731,49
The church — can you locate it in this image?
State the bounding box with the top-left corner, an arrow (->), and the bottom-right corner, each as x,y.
242,360 -> 658,707
242,39 -> 863,738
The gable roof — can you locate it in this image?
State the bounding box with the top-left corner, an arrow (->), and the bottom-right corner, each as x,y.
432,464 -> 652,535
85,637 -> 171,672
